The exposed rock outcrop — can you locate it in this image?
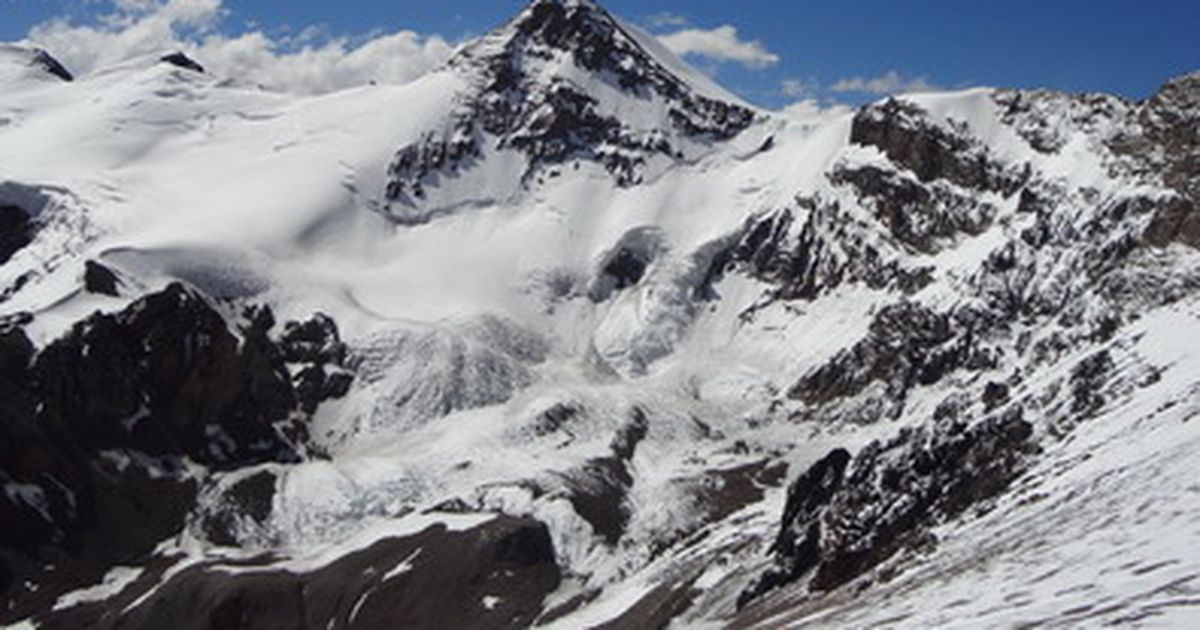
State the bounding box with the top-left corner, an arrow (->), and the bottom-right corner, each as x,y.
0,204 -> 32,265
717,198 -> 933,303
828,164 -> 997,253
851,98 -> 1023,195
30,49 -> 73,82
82,260 -> 121,296
160,52 -> 205,74
0,284 -> 355,623
741,412 -> 1037,605
789,302 -> 995,421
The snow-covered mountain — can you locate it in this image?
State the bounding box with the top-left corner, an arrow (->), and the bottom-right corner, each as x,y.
2,0 -> 1199,628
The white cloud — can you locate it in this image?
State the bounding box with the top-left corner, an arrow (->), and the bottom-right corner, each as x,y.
779,99 -> 853,122
829,70 -> 941,95
23,0 -> 455,95
644,12 -> 689,29
780,77 -> 818,99
657,25 -> 779,70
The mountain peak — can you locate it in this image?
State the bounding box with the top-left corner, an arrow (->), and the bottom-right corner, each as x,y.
0,44 -> 73,83
385,0 -> 755,219
451,0 -> 741,105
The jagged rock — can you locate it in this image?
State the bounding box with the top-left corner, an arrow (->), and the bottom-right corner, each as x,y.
82,260 -> 121,296
1136,72 -> 1200,200
160,52 -> 205,74
741,412 -> 1037,605
1070,350 -> 1114,417
719,199 -> 933,303
34,283 -> 303,468
293,364 -> 353,414
589,228 -> 661,301
601,249 -> 648,292
829,164 -> 997,253
280,313 -> 347,366
1,317 -> 200,624
982,381 -> 1011,411
0,284 -> 364,621
198,470 -> 278,547
1103,73 -> 1200,249
789,302 -> 991,419
1142,196 -> 1200,249
851,98 -> 1022,194
611,406 -> 649,461
30,49 -> 73,82
278,313 -> 353,414
0,204 -> 33,265
531,402 -> 582,436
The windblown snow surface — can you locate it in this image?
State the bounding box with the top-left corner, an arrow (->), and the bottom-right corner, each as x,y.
2,1 -> 1199,628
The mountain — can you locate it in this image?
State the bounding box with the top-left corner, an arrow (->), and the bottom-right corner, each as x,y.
2,1 -> 1199,627
384,0 -> 754,222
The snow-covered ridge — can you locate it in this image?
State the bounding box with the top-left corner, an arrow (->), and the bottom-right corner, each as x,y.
1,1 -> 1199,628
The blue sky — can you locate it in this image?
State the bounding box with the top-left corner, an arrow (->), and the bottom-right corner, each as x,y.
3,0 -> 1198,106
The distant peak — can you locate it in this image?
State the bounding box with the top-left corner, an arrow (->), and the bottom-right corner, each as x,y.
0,45 -> 74,82
160,52 -> 205,74
32,49 -> 73,82
507,0 -> 626,57
383,0 -> 755,214
527,0 -> 601,9
451,0 -> 744,105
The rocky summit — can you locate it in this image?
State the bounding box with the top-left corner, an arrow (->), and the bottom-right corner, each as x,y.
1,1 -> 1199,628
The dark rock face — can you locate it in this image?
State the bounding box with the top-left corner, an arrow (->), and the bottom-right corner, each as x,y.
1,316 -> 199,625
828,165 -> 997,253
741,412 -> 1036,605
600,249 -> 648,293
47,516 -> 561,630
280,312 -> 347,365
160,52 -> 205,74
532,402 -> 582,436
1104,72 -> 1200,249
850,99 -> 1023,195
982,381 -> 1011,411
587,227 -> 663,301
0,284 -> 355,623
82,260 -> 121,296
558,408 -> 649,545
1070,350 -> 1114,417
197,470 -> 278,547
725,204 -> 838,301
789,302 -> 993,420
385,0 -> 753,207
719,199 -> 933,303
34,283 -> 304,468
1135,73 -> 1200,201
1143,195 -> 1200,248
279,313 -> 353,414
30,49 -> 73,82
506,0 -> 752,138
0,204 -> 33,265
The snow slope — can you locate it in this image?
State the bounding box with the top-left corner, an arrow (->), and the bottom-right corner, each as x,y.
2,1 -> 1199,628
